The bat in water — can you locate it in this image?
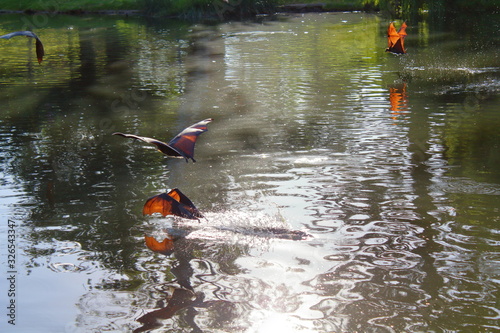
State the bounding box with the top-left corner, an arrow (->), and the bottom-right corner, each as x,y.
0,31 -> 44,64
143,188 -> 203,220
386,22 -> 407,54
113,118 -> 213,162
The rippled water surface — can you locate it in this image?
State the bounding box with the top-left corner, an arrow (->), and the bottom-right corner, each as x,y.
0,11 -> 499,332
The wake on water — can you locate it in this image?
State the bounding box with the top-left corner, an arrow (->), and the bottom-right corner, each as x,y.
142,209 -> 312,246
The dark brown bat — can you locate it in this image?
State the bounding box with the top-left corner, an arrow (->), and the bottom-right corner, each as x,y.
143,188 -> 203,220
113,118 -> 212,162
0,31 -> 44,64
386,22 -> 407,54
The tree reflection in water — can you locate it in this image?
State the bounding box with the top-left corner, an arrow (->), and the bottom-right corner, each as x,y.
136,233 -> 234,332
137,219 -> 310,332
0,10 -> 498,333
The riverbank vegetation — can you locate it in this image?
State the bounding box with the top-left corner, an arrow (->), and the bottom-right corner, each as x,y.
0,0 -> 497,19
0,0 -> 137,12
365,0 -> 498,21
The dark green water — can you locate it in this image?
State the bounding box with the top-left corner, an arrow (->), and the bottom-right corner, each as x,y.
0,11 -> 499,332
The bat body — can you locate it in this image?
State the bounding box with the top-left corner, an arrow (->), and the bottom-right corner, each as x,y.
386,22 -> 407,54
143,188 -> 203,220
113,118 -> 212,162
0,31 -> 44,64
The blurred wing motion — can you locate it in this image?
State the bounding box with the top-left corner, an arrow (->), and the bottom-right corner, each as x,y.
143,188 -> 203,220
112,118 -> 213,162
112,132 -> 182,156
0,31 -> 44,64
386,22 -> 407,54
144,235 -> 174,255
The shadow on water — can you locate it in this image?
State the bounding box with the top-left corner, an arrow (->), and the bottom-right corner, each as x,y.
0,10 -> 499,333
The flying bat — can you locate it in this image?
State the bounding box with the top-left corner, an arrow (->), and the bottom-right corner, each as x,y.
0,31 -> 44,64
143,188 -> 203,220
113,118 -> 213,162
386,22 -> 407,54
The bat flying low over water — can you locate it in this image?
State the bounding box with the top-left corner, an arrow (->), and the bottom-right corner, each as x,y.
0,31 -> 44,64
386,22 -> 407,54
113,118 -> 213,162
143,188 -> 203,220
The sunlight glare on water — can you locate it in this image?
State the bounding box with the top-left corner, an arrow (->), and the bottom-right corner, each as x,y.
0,11 -> 499,333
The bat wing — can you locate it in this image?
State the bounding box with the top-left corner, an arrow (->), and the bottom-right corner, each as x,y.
143,193 -> 179,216
112,132 -> 183,157
168,118 -> 213,162
167,188 -> 203,219
35,38 -> 44,64
398,22 -> 408,39
0,31 -> 44,64
397,22 -> 407,53
144,235 -> 174,255
387,22 -> 400,49
0,31 -> 37,39
143,192 -> 201,220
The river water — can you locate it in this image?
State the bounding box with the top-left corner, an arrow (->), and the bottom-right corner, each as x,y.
0,11 -> 499,333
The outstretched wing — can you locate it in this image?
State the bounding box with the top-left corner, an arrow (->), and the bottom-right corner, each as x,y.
144,235 -> 174,255
143,192 -> 176,217
397,22 -> 407,39
168,118 -> 213,162
396,22 -> 407,53
167,188 -> 203,219
112,132 -> 183,157
0,31 -> 37,40
387,22 -> 400,49
143,191 -> 202,220
0,31 -> 44,64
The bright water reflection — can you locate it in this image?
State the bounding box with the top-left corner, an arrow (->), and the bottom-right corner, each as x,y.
0,12 -> 499,333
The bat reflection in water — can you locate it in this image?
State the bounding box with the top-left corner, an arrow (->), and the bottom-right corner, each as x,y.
144,235 -> 175,256
386,22 -> 407,54
134,287 -> 230,333
0,31 -> 44,64
113,118 -> 213,162
143,188 -> 203,220
389,82 -> 409,121
139,234 -> 233,333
